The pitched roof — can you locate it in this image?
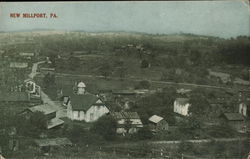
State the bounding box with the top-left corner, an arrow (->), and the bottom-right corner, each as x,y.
10,62 -> 28,68
47,118 -> 64,129
149,115 -> 164,123
34,138 -> 72,147
175,98 -> 189,105
28,104 -> 56,115
223,113 -> 245,121
70,94 -> 100,111
176,88 -> 192,94
77,82 -> 86,88
111,112 -> 140,119
0,91 -> 30,102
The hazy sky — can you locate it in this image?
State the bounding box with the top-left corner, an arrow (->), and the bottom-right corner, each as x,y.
0,1 -> 249,38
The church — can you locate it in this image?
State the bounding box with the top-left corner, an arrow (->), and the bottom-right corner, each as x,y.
61,81 -> 109,122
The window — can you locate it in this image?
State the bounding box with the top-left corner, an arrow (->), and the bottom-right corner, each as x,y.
90,113 -> 94,121
78,111 -> 80,118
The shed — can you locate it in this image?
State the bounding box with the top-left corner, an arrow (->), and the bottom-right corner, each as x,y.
148,115 -> 168,132
221,113 -> 246,132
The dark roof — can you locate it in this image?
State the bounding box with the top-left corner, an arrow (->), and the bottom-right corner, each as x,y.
175,98 -> 189,105
70,94 -> 100,111
47,118 -> 64,129
223,113 -> 245,121
28,104 -> 56,115
0,91 -> 30,102
34,138 -> 72,147
111,112 -> 140,119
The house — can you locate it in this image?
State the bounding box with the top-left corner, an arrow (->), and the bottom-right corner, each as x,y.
221,113 -> 246,132
239,102 -> 250,117
64,82 -> 109,122
9,62 -> 28,69
238,91 -> 250,118
148,115 -> 168,132
174,98 -> 191,116
23,78 -> 41,97
25,104 -> 64,129
111,112 -> 143,135
34,138 -> 72,155
234,78 -> 250,86
208,70 -> 231,84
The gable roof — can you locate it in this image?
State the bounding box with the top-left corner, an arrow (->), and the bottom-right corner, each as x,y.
28,104 -> 56,115
47,118 -> 64,129
112,112 -> 140,119
149,115 -> 164,124
70,94 -> 100,111
175,98 -> 189,105
223,113 -> 245,121
0,91 -> 30,102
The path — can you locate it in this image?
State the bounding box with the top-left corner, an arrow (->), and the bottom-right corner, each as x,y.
105,137 -> 249,148
28,61 -> 66,118
49,72 -> 241,91
28,61 -> 45,79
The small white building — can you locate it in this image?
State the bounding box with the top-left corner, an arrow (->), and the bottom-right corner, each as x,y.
10,62 -> 28,69
23,79 -> 41,97
65,82 -> 109,122
111,112 -> 143,135
173,98 -> 191,116
239,101 -> 250,117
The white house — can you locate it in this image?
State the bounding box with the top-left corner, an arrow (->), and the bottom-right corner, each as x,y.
111,112 -> 143,135
23,79 -> 41,97
173,98 -> 191,116
65,82 -> 109,122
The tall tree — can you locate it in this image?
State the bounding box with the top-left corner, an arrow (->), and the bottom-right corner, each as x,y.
91,115 -> 117,140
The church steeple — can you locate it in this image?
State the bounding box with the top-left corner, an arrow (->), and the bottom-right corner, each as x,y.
77,81 -> 86,95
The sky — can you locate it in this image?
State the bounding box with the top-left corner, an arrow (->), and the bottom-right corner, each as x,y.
0,1 -> 249,38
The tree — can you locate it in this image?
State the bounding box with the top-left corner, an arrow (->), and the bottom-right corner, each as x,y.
30,111 -> 48,130
141,59 -> 150,68
68,56 -> 80,71
48,53 -> 57,67
117,66 -> 127,80
43,73 -> 55,88
136,126 -> 153,140
100,63 -> 112,79
91,115 -> 117,140
189,89 -> 209,116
